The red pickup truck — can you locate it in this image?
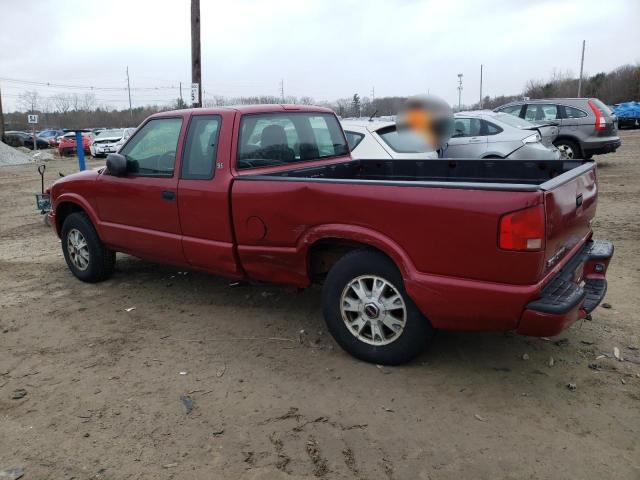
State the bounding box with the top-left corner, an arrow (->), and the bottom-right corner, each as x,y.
48,104 -> 613,365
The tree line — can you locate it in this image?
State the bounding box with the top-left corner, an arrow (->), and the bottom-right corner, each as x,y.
3,63 -> 638,131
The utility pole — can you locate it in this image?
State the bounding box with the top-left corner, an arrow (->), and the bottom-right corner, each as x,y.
126,66 -> 133,119
371,86 -> 375,101
457,73 -> 463,111
479,64 -> 483,109
0,83 -> 5,141
577,40 -> 586,97
191,0 -> 202,108
280,79 -> 285,103
179,81 -> 183,106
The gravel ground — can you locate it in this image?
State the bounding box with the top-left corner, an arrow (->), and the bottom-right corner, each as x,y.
1,132 -> 639,479
0,141 -> 32,167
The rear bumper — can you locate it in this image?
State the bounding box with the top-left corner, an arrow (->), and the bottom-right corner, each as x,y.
583,138 -> 621,156
404,239 -> 613,336
516,239 -> 613,336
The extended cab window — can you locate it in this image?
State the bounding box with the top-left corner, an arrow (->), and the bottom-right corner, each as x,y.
181,115 -> 221,179
237,112 -> 348,169
120,118 -> 183,177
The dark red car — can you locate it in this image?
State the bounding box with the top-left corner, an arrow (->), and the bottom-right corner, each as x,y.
46,105 -> 613,365
58,132 -> 93,156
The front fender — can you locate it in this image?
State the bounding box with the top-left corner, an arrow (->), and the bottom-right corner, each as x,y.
54,193 -> 102,237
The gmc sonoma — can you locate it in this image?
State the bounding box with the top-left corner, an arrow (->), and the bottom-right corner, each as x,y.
47,105 -> 613,365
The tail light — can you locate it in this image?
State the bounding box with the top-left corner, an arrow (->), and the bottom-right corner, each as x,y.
588,100 -> 606,131
499,205 -> 545,251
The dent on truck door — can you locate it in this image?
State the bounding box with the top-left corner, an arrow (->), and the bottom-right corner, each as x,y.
95,117 -> 185,264
177,112 -> 242,278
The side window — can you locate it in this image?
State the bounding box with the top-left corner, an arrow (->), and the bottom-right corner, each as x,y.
498,105 -> 523,116
524,104 -> 559,122
344,131 -> 365,150
120,118 -> 183,177
452,118 -> 482,137
181,115 -> 221,180
563,106 -> 588,119
237,113 -> 348,169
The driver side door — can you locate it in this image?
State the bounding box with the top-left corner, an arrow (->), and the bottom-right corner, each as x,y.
95,116 -> 187,265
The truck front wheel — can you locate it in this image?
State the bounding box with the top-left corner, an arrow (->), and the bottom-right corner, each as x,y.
61,212 -> 115,282
322,249 -> 433,365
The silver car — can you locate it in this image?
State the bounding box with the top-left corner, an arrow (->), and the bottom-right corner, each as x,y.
443,111 -> 561,160
495,98 -> 620,159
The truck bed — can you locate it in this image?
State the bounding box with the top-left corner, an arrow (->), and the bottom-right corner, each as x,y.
241,159 -> 593,192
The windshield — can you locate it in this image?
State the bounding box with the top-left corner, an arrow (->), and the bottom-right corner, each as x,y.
96,129 -> 125,139
493,113 -> 537,129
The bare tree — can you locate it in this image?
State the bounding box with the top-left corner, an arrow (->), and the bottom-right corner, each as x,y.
18,90 -> 40,112
52,94 -> 72,114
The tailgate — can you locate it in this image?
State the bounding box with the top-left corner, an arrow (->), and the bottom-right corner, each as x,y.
542,163 -> 597,275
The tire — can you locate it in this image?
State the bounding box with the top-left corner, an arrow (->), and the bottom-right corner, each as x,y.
553,139 -> 582,160
61,212 -> 115,282
322,249 -> 434,365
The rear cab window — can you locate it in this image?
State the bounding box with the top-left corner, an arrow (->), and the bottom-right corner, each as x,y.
237,112 -> 348,170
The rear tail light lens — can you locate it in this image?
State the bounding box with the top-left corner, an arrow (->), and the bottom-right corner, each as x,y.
588,99 -> 606,131
499,205 -> 545,251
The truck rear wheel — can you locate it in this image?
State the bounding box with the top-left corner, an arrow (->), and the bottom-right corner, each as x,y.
322,249 -> 433,365
61,212 -> 115,283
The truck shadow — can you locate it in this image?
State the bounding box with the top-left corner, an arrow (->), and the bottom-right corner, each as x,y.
111,254 -> 578,377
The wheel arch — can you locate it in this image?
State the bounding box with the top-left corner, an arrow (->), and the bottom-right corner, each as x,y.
302,224 -> 416,284
54,194 -> 101,237
553,135 -> 583,156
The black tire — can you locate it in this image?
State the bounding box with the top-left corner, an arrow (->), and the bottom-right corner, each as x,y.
322,249 -> 434,365
553,139 -> 582,160
61,212 -> 115,282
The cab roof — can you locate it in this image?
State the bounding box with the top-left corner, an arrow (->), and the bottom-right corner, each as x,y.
152,104 -> 335,118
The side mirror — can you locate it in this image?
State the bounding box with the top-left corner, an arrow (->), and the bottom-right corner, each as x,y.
106,153 -> 127,177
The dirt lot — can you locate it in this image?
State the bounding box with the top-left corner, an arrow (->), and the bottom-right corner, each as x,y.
1,133 -> 639,479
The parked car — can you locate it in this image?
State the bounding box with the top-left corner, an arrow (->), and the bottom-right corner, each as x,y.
443,111 -> 561,159
37,129 -> 65,146
341,120 -> 438,159
90,128 -> 135,157
495,98 -> 620,159
24,135 -> 51,150
46,104 -> 612,365
2,130 -> 31,147
58,132 -> 93,156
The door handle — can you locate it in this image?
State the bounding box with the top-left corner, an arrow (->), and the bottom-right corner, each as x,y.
469,137 -> 484,143
161,190 -> 176,201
